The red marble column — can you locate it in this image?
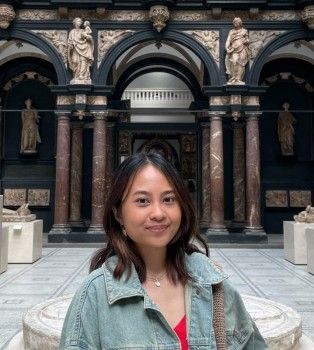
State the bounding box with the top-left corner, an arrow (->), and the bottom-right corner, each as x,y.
88,113 -> 106,234
233,122 -> 246,224
245,113 -> 263,232
209,115 -> 226,231
200,122 -> 211,227
69,123 -> 83,226
104,121 -> 115,205
50,114 -> 71,234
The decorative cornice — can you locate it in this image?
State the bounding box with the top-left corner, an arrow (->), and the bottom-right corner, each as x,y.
17,9 -> 58,20
149,5 -> 170,32
3,71 -> 52,91
0,4 -> 15,29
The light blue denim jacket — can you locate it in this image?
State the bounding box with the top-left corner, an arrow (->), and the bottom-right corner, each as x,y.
59,252 -> 268,349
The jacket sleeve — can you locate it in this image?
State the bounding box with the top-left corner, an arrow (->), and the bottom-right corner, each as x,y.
222,279 -> 269,349
59,277 -> 101,350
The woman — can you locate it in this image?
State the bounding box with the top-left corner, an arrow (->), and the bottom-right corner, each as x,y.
60,153 -> 267,349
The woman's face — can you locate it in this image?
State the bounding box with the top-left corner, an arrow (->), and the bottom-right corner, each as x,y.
118,164 -> 182,253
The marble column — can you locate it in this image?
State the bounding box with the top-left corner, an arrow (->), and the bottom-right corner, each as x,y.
50,114 -> 71,234
88,113 -> 106,234
69,123 -> 83,226
233,122 -> 246,224
200,122 -> 211,227
104,121 -> 115,205
208,114 -> 227,231
245,113 -> 263,232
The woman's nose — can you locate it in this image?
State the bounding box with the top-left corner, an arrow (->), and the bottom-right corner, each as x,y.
149,203 -> 165,221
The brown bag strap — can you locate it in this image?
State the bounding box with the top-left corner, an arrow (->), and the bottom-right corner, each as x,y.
212,282 -> 227,350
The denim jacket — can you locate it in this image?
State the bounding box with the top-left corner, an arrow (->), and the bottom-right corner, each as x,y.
59,252 -> 268,349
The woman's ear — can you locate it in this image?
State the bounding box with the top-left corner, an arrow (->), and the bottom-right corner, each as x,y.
113,206 -> 123,225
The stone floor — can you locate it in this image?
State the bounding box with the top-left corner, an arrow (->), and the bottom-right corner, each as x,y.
0,247 -> 313,349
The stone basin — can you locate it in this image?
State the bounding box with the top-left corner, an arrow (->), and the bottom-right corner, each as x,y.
8,294 -> 312,349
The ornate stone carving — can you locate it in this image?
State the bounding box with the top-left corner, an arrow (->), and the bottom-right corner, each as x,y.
57,95 -> 75,105
290,191 -> 312,208
4,189 -> 26,206
98,30 -> 134,66
172,11 -> 208,21
107,10 -> 148,21
17,9 -> 58,20
28,189 -> 50,206
294,205 -> 314,223
210,96 -> 229,106
249,31 -> 285,62
149,5 -> 170,32
263,73 -> 314,93
68,18 -> 94,84
76,94 -> 86,105
3,203 -> 36,222
0,4 -> 15,29
119,131 -> 129,154
225,18 -> 250,85
32,30 -> 68,65
230,95 -> 241,105
302,5 -> 314,30
265,190 -> 288,207
260,11 -> 300,21
185,30 -> 219,64
3,72 -> 52,91
242,96 -> 260,106
87,95 -> 108,106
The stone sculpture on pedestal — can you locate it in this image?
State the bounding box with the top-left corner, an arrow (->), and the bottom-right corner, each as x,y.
3,203 -> 36,222
225,17 -> 250,85
68,17 -> 94,84
294,205 -> 314,223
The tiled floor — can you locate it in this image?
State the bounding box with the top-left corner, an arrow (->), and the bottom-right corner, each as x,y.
0,247 -> 313,349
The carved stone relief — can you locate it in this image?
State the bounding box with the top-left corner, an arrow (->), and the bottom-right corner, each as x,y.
260,11 -> 300,20
119,131 -> 130,154
98,30 -> 135,66
249,31 -> 285,63
263,73 -> 314,93
242,96 -> 260,106
210,96 -> 229,106
149,5 -> 170,32
57,95 -> 75,105
17,9 -> 58,20
171,11 -> 208,21
32,30 -> 68,65
185,30 -> 219,64
107,11 -> 148,21
3,72 -> 52,91
301,5 -> 314,29
290,190 -> 312,208
87,96 -> 108,106
28,189 -> 50,206
4,189 -> 26,206
0,4 -> 15,29
265,190 -> 288,207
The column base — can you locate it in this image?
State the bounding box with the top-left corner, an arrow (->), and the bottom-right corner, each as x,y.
205,227 -> 229,235
49,224 -> 71,235
69,220 -> 85,230
87,224 -> 105,235
243,226 -> 266,235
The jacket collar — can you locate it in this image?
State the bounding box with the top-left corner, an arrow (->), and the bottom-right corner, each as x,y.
102,252 -> 228,305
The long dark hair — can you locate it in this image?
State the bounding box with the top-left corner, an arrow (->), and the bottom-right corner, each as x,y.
90,152 -> 209,284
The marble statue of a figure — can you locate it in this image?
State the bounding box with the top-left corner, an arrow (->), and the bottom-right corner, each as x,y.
20,98 -> 41,154
68,17 -> 94,83
294,205 -> 314,223
277,102 -> 297,156
225,17 -> 250,85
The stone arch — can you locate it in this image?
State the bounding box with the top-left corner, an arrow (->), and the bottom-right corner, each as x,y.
0,29 -> 68,85
248,28 -> 314,85
97,29 -> 220,86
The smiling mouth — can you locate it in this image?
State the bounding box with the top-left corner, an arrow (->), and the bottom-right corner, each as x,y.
146,225 -> 169,232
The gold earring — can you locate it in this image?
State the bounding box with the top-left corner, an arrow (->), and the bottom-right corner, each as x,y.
121,226 -> 128,238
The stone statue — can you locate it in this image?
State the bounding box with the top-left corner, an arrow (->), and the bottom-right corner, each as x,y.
3,203 -> 36,222
225,17 -> 250,85
277,102 -> 296,156
20,98 -> 41,154
68,17 -> 94,84
294,205 -> 314,223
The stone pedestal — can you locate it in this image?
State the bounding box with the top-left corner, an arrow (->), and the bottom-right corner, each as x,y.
0,226 -> 9,274
284,221 -> 312,265
305,228 -> 314,274
3,220 -> 43,263
8,293 -> 313,350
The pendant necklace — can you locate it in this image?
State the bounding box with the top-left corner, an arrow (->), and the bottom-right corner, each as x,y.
146,271 -> 167,287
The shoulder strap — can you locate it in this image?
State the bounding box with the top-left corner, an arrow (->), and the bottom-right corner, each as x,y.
212,282 -> 227,350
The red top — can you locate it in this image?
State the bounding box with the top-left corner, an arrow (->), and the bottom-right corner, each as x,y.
173,315 -> 189,350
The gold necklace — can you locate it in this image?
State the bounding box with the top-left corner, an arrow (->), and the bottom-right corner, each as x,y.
146,271 -> 167,287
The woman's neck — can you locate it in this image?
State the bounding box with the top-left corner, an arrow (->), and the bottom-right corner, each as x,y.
138,246 -> 167,275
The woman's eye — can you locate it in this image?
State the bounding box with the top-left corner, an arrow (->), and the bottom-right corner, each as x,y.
135,198 -> 149,205
164,196 -> 176,203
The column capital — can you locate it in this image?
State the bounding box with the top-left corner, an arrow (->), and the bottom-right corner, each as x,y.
245,111 -> 262,119
92,111 -> 108,120
55,111 -> 71,120
208,111 -> 225,120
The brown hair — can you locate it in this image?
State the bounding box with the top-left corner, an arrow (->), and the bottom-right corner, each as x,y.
90,152 -> 209,284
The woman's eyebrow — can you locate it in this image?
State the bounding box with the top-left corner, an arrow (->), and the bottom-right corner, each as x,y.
131,190 -> 175,196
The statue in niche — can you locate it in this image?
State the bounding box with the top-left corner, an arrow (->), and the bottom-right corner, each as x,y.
67,17 -> 94,83
277,102 -> 297,156
294,205 -> 314,223
225,17 -> 250,85
20,98 -> 41,154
